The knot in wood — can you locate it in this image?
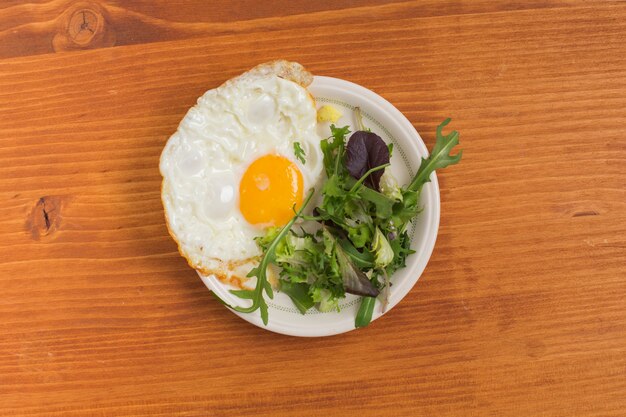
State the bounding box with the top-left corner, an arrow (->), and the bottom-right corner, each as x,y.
25,196 -> 67,241
68,9 -> 102,46
52,2 -> 115,52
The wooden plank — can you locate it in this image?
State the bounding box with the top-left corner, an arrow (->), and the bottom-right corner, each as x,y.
0,1 -> 625,416
0,0 -> 606,58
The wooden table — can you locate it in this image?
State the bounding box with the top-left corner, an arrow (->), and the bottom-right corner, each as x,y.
1,1 -> 625,415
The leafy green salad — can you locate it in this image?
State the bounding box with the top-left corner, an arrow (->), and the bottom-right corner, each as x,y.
217,116 -> 462,328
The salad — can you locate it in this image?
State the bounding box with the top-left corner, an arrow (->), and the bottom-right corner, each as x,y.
216,114 -> 462,328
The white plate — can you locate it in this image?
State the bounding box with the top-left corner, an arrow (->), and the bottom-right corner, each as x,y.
199,76 -> 440,337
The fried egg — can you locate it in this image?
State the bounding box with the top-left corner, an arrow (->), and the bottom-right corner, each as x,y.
160,61 -> 323,286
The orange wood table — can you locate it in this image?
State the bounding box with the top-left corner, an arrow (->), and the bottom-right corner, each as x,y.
1,1 -> 625,415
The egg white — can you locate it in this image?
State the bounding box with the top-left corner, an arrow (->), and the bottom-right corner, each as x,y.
160,70 -> 323,275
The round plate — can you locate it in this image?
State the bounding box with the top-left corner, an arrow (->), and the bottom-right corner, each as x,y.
199,76 -> 440,337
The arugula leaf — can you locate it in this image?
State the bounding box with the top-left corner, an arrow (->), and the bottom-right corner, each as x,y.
337,237 -> 375,269
358,186 -> 395,220
219,189 -> 315,325
279,281 -> 314,314
355,296 -> 376,328
314,206 -> 350,229
293,142 -> 306,165
408,118 -> 462,192
229,289 -> 255,299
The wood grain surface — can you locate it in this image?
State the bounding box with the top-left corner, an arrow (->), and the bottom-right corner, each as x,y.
1,1 -> 625,416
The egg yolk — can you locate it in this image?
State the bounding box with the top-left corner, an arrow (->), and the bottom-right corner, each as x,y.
239,154 -> 304,227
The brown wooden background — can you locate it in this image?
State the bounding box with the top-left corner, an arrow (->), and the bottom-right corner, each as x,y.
1,1 -> 625,416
